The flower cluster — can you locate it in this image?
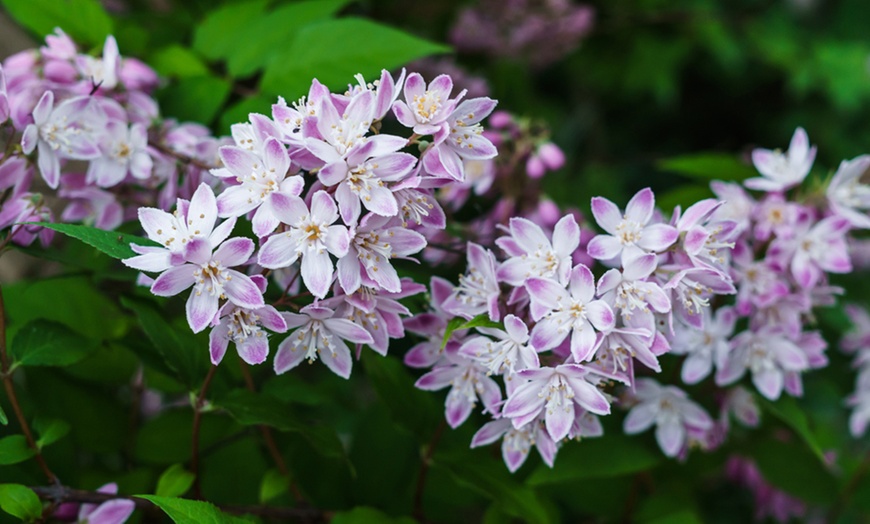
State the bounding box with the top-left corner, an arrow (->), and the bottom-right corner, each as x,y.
409,126 -> 870,473
120,68 -> 500,377
0,29 -> 224,247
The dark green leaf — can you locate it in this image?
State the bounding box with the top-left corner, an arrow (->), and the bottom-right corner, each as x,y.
331,507 -> 417,524
120,297 -> 208,387
657,153 -> 755,182
654,185 -> 713,215
361,352 -> 440,439
193,0 -> 270,61
436,452 -> 552,524
0,405 -> 6,425
527,435 -> 662,485
750,438 -> 837,504
135,495 -> 251,524
4,276 -> 129,341
34,418 -> 71,449
225,0 -> 352,77
156,464 -> 195,498
260,17 -> 448,99
0,436 -> 36,466
758,395 -> 826,462
157,76 -> 231,125
0,484 -> 42,521
219,389 -> 346,460
0,0 -> 113,46
219,95 -> 278,135
28,222 -> 158,260
151,45 -> 209,78
11,319 -> 97,368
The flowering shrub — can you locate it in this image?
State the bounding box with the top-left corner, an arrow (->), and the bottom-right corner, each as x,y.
2,1 -> 870,523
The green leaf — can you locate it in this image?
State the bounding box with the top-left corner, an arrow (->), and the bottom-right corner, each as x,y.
135,495 -> 251,524
225,0 -> 352,77
436,452 -> 552,524
11,319 -> 98,368
219,95 -> 278,135
151,45 -> 210,78
157,76 -> 232,125
34,418 -> 71,449
654,185 -> 713,215
758,395 -> 826,462
28,222 -> 158,260
258,469 -> 289,504
527,435 -> 662,485
441,314 -> 502,350
4,276 -> 129,342
0,0 -> 113,46
260,17 -> 449,99
193,0 -> 270,61
219,389 -> 346,460
750,438 -> 837,504
0,484 -> 42,521
331,507 -> 417,524
119,297 -> 208,387
657,153 -> 755,182
0,436 -> 36,466
361,352 -> 440,439
0,404 -> 7,425
156,464 -> 196,498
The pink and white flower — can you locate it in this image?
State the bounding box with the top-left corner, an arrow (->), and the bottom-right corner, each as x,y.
745,127 -> 816,192
496,214 -> 580,286
471,417 -> 557,472
458,314 -> 539,377
827,155 -> 870,229
442,242 -> 502,321
587,188 -> 678,261
392,73 -> 465,135
273,305 -> 373,378
526,264 -> 616,362
623,378 -> 714,458
715,328 -> 810,400
257,190 -> 350,298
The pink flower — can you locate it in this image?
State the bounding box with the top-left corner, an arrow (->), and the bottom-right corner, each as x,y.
208,275 -> 288,366
257,190 -> 350,299
623,378 -> 713,458
496,214 -> 580,286
273,305 -> 374,378
87,121 -> 152,187
458,314 -> 540,376
721,386 -> 761,428
214,137 -> 302,238
715,328 -> 810,400
745,127 -> 816,192
526,264 -> 615,362
75,483 -> 134,524
502,364 -> 611,442
670,307 -> 736,384
442,242 -> 502,321
21,91 -> 103,188
471,417 -> 557,472
404,277 -> 463,368
587,188 -> 678,261
827,155 -> 870,229
392,73 -> 465,135
596,251 -> 670,334
767,214 -> 852,289
421,97 -> 498,181
124,184 -> 264,332
415,347 -> 502,428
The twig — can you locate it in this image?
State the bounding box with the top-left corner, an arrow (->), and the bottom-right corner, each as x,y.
238,359 -> 304,503
30,485 -> 331,522
191,364 -> 218,499
412,419 -> 447,521
0,285 -> 57,484
150,142 -> 215,171
828,448 -> 870,522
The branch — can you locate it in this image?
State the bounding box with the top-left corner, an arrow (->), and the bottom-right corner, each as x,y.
29,485 -> 331,522
150,142 -> 215,172
412,419 -> 447,521
0,285 -> 57,484
828,447 -> 870,522
239,359 -> 305,503
191,364 -> 218,499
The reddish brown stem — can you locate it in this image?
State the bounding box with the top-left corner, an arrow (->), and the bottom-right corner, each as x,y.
412,420 -> 447,521
238,359 -> 304,503
0,285 -> 57,484
191,364 -> 218,499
